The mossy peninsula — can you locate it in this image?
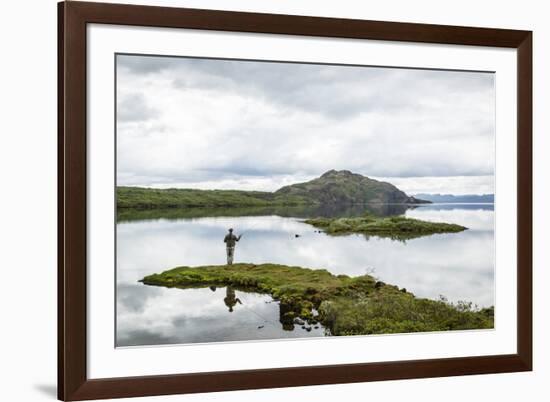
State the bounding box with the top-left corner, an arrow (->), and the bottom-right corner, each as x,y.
141,263 -> 493,336
304,215 -> 467,240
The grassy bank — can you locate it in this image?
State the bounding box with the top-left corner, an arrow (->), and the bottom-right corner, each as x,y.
117,186 -> 312,209
141,263 -> 493,335
304,215 -> 467,240
116,203 -> 413,222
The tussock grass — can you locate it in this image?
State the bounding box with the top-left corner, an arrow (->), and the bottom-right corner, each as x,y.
141,263 -> 492,335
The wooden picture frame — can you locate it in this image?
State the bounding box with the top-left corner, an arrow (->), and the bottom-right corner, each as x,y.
58,1 -> 532,400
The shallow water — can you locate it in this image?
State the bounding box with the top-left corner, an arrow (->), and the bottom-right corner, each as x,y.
116,204 -> 494,346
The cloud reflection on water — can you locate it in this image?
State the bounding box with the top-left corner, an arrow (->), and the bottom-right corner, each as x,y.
116,205 -> 494,346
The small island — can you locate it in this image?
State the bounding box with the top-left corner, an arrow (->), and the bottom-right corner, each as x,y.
304,215 -> 467,239
141,263 -> 493,335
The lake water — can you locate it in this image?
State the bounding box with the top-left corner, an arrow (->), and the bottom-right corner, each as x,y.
116,204 -> 494,347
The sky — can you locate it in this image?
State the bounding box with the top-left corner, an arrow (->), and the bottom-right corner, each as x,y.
116,54 -> 495,195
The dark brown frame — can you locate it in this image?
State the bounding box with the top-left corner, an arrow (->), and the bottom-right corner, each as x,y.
58,1 -> 532,400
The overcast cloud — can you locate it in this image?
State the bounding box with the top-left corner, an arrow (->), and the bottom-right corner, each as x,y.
116,54 -> 495,195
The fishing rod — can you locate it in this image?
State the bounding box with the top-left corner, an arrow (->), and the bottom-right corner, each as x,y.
237,293 -> 279,327
233,221 -> 263,237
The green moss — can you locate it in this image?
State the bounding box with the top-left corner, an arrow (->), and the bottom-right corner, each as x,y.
318,293 -> 493,336
304,214 -> 466,239
141,263 -> 493,335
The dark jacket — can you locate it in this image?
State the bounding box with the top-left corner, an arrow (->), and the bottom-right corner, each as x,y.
223,233 -> 240,247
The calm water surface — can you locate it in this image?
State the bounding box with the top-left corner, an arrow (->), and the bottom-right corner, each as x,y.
116,204 -> 494,346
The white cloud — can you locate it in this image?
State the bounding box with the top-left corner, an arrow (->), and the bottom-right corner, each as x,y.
116,55 -> 495,195
373,175 -> 495,196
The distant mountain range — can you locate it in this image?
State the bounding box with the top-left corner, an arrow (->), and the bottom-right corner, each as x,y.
412,193 -> 494,203
117,170 -> 429,208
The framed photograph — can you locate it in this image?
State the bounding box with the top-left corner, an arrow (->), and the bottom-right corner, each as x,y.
58,1 -> 532,400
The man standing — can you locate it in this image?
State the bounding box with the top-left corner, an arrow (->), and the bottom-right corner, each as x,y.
223,287 -> 242,312
223,228 -> 241,265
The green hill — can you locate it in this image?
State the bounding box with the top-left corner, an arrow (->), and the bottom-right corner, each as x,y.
117,170 -> 429,208
276,170 -> 428,204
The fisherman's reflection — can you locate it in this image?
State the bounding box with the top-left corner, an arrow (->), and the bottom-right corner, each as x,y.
224,286 -> 242,312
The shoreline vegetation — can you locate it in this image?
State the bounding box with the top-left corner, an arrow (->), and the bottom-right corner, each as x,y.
116,203 -> 415,222
117,186 -> 313,209
304,214 -> 467,239
141,263 -> 494,335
